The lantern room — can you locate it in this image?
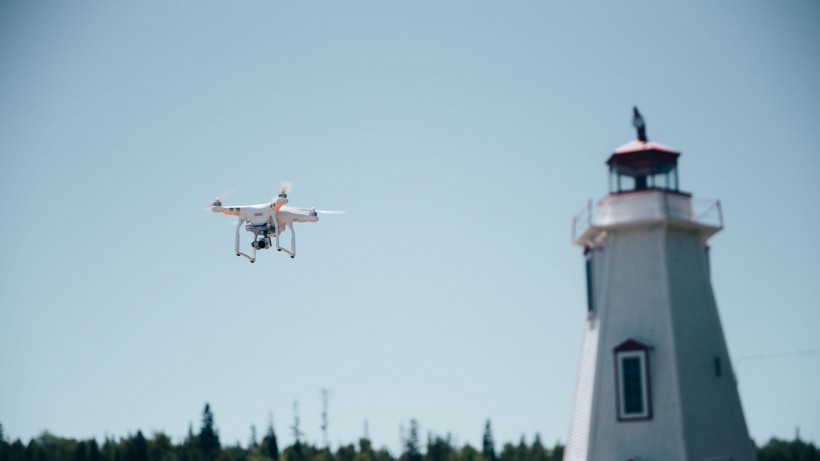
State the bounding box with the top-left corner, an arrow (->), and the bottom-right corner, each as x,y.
606,107 -> 682,194
607,140 -> 680,193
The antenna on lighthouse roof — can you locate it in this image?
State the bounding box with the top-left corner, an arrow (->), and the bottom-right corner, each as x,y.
633,106 -> 647,142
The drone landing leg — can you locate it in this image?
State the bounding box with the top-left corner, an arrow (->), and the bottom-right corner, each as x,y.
275,222 -> 296,258
234,217 -> 255,263
274,217 -> 294,258
274,215 -> 281,252
289,222 -> 296,258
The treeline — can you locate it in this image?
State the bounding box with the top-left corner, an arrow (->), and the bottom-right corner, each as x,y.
1,404 -> 817,461
0,405 -> 560,461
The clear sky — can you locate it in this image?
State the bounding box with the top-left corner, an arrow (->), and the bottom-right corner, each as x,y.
1,0 -> 819,453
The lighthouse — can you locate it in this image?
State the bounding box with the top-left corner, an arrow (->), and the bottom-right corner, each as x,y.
563,108 -> 755,461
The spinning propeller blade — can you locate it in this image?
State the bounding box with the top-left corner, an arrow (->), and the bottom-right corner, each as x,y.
289,207 -> 346,215
314,209 -> 346,214
204,189 -> 235,211
216,189 -> 235,201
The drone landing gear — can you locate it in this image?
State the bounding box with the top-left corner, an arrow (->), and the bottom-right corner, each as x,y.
235,218 -> 256,263
232,216 -> 297,263
275,221 -> 297,258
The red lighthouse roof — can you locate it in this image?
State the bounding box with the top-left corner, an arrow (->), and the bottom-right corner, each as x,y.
607,139 -> 680,166
613,139 -> 679,155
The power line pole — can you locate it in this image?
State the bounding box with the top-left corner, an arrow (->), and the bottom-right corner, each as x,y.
321,388 -> 332,449
291,400 -> 304,443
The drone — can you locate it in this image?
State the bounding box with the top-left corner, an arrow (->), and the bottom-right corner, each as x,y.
209,184 -> 343,263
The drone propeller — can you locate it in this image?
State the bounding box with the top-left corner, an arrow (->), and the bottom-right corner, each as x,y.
272,181 -> 293,211
209,189 -> 235,206
289,207 -> 346,215
279,181 -> 292,196
313,209 -> 346,214
202,189 -> 235,211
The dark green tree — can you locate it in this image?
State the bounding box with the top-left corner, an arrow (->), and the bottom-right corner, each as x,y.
261,419 -> 279,461
456,445 -> 483,461
100,435 -> 120,461
25,438 -> 48,461
481,422 -> 496,461
372,449 -> 392,461
73,441 -> 88,461
199,404 -> 221,461
249,427 -> 258,451
149,432 -> 175,461
513,437 -> 526,461
283,441 -> 318,461
424,435 -> 452,461
127,431 -> 149,461
88,440 -> 100,461
528,435 -> 548,461
549,443 -> 563,461
336,443 -> 356,461
401,421 -> 421,461
353,438 -> 374,461
497,443 -> 515,461
757,437 -> 818,461
181,424 -> 202,461
7,439 -> 26,461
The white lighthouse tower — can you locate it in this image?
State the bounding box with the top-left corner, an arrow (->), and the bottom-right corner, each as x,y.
563,108 -> 755,461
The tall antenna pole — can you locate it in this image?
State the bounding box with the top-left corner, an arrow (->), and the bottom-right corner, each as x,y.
399,422 -> 406,457
291,400 -> 304,443
363,419 -> 370,441
321,388 -> 331,449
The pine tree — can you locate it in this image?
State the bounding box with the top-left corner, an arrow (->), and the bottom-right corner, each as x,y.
353,438 -> 374,461
88,440 -> 100,461
127,431 -> 149,461
261,418 -> 280,461
424,434 -> 452,461
249,426 -> 258,450
514,436 -> 526,461
528,435 -> 548,461
403,420 -> 421,461
456,445 -> 481,461
199,404 -> 221,461
549,443 -> 563,461
481,421 -> 496,461
72,441 -> 88,461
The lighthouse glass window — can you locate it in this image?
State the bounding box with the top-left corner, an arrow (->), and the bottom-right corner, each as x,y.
616,350 -> 651,420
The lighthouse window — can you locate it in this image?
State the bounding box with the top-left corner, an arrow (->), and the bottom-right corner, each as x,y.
608,158 -> 680,193
585,252 -> 594,313
621,355 -> 644,413
614,342 -> 652,421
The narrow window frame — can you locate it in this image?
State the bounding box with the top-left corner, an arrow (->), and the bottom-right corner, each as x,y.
614,339 -> 653,422
584,249 -> 595,314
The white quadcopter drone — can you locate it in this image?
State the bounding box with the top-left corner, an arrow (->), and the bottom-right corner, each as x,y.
209,184 -> 343,263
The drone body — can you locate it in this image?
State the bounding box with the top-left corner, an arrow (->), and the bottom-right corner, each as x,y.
210,186 -> 341,263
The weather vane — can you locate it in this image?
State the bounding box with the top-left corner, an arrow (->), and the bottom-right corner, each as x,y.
632,106 -> 647,142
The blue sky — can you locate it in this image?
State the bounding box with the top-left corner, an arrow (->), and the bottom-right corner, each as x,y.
1,0 -> 819,452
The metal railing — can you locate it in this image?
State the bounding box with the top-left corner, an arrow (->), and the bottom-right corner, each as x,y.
692,197 -> 724,229
572,196 -> 723,243
572,199 -> 595,244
